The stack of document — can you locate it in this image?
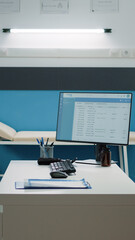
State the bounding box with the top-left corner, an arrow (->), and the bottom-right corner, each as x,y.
15,178 -> 91,189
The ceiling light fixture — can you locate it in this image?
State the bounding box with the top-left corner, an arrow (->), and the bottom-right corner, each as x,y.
2,28 -> 112,34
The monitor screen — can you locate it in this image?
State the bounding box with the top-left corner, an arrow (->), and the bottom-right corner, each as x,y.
56,92 -> 132,146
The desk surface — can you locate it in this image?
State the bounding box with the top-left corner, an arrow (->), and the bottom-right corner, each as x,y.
0,160 -> 135,198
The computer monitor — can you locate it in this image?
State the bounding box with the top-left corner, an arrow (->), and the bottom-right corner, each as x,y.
56,92 -> 132,161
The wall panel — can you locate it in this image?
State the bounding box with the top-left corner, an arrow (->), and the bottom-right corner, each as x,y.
0,67 -> 135,90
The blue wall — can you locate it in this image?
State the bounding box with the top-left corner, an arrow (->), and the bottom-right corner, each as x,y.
0,90 -> 135,181
0,90 -> 59,131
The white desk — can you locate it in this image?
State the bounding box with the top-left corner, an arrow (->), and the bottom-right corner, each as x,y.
0,160 -> 135,240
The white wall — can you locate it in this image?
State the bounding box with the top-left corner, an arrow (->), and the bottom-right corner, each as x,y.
0,0 -> 135,67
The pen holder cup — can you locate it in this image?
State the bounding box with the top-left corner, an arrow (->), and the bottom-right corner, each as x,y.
40,145 -> 54,158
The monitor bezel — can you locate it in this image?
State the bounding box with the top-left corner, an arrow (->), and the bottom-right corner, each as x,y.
56,92 -> 132,146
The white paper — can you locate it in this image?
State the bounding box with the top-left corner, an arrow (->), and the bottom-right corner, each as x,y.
14,179 -> 91,189
91,0 -> 119,13
41,0 -> 69,14
0,0 -> 20,13
26,179 -> 88,188
16,179 -> 90,189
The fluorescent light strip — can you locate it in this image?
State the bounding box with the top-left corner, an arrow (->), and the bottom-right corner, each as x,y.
2,28 -> 112,34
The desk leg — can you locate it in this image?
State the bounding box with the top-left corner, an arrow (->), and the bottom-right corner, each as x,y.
118,146 -> 129,176
118,146 -> 124,171
0,205 -> 3,240
123,146 -> 129,176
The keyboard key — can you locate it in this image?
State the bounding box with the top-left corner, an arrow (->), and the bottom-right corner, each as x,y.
50,160 -> 76,175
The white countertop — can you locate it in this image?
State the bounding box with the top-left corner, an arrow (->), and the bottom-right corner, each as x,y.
0,160 -> 135,196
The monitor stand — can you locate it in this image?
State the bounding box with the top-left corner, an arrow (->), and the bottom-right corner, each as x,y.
95,144 -> 107,162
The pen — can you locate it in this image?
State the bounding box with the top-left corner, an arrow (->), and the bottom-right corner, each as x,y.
41,137 -> 44,146
46,138 -> 49,146
36,138 -> 40,144
50,142 -> 54,147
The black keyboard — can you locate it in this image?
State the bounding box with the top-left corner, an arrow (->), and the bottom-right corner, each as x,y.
50,160 -> 76,174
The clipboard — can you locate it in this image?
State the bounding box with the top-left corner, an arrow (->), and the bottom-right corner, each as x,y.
15,178 -> 91,189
